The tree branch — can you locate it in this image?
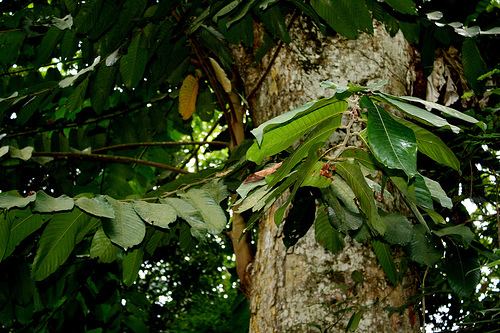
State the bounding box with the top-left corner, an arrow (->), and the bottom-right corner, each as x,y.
92,140 -> 229,153
31,151 -> 189,174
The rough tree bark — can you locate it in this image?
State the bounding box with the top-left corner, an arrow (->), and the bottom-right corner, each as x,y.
233,18 -> 421,333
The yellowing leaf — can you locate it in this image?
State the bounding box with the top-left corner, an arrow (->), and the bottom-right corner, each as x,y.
209,57 -> 231,93
179,74 -> 199,120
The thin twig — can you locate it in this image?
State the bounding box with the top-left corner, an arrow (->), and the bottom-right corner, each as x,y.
92,140 -> 228,153
178,118 -> 222,170
32,151 -> 189,174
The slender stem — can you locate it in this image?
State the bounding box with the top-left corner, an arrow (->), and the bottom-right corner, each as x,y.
421,266 -> 429,330
32,151 -> 189,174
92,140 -> 228,153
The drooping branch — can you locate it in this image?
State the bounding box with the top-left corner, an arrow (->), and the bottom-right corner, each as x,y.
31,151 -> 189,174
92,140 -> 229,153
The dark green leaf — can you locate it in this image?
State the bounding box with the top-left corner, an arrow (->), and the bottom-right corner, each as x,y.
338,148 -> 378,170
90,227 -> 120,263
196,88 -> 216,121
122,248 -> 143,286
372,240 -> 398,285
256,5 -> 290,43
364,97 -> 417,177
36,27 -> 63,65
336,160 -> 385,234
120,32 -> 148,89
409,225 -> 441,266
91,65 -> 117,114
314,205 -> 344,253
443,244 -> 480,298
346,311 -> 363,331
434,225 -> 475,245
382,213 -> 413,245
283,188 -> 316,248
384,0 -> 417,15
462,38 -> 487,92
32,209 -> 90,280
311,0 -> 373,39
0,31 -> 25,67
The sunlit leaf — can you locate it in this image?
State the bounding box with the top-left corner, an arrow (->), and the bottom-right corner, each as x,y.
102,198 -> 146,249
209,57 -> 231,92
33,191 -> 74,213
9,146 -> 33,161
183,189 -> 227,235
0,191 -> 36,210
75,196 -> 115,218
132,201 -> 177,229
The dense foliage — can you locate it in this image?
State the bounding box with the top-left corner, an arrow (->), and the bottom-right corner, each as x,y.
0,0 -> 498,332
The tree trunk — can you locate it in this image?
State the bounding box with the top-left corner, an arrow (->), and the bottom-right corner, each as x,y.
234,19 -> 420,333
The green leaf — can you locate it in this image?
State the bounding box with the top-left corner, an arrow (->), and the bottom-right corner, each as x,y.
132,201 -> 177,229
257,4 -> 290,43
301,161 -> 333,188
462,38 -> 487,92
75,196 -> 115,218
0,146 -> 8,158
0,30 -> 25,66
346,311 -> 363,332
161,198 -> 207,238
183,189 -> 227,235
409,225 -> 441,266
36,27 -> 63,65
122,248 -> 143,286
65,77 -> 89,113
384,0 -> 417,15
32,209 -> 90,280
397,119 -> 460,171
397,95 -> 479,125
91,65 -> 117,114
422,176 -> 452,209
336,160 -> 385,234
433,225 -> 475,245
443,244 -> 480,298
372,240 -> 398,285
314,205 -> 344,253
196,88 -> 216,121
382,213 -> 413,246
267,115 -> 342,187
391,174 -> 433,210
120,32 -> 148,89
321,187 -> 363,231
247,99 -> 347,164
90,227 -> 120,263
0,191 -> 36,210
375,93 -> 461,133
364,97 -> 417,177
33,191 -> 74,213
311,0 -> 373,39
338,148 -> 378,170
1,209 -> 48,260
102,198 -> 146,250
329,176 -> 359,214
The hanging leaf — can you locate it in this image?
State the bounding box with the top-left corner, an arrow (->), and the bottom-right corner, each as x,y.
314,205 -> 344,253
183,189 -> 227,234
119,32 -> 148,89
329,176 -> 360,214
364,97 -> 417,177
256,4 -> 291,43
372,240 -> 398,285
209,57 -> 232,92
311,0 -> 373,39
283,187 -> 316,248
375,93 -> 461,133
0,30 -> 25,67
161,197 -> 207,237
178,74 -> 199,120
433,225 -> 475,245
32,209 -> 90,280
336,160 -> 385,234
196,88 -> 216,122
75,196 -> 115,218
0,191 -> 36,210
132,201 -> 177,229
91,65 -> 117,114
443,244 -> 480,298
462,38 -> 487,92
234,185 -> 270,213
36,27 -> 63,65
321,187 -> 363,232
346,311 -> 363,332
247,100 -> 347,164
384,0 -> 417,15
422,176 -> 453,209
33,191 -> 74,213
381,213 -> 413,246
0,146 -> 8,158
122,248 -> 144,286
102,198 -> 146,249
409,225 -> 441,266
397,118 -> 460,171
0,209 -> 48,261
90,227 -> 120,263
